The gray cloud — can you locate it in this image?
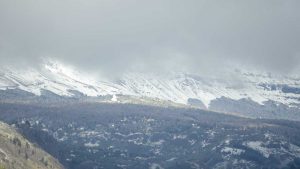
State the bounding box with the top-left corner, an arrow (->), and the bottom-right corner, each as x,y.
0,0 -> 299,77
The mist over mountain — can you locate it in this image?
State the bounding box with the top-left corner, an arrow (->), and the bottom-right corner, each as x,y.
1,0 -> 300,77
1,1 -> 300,169
1,59 -> 300,122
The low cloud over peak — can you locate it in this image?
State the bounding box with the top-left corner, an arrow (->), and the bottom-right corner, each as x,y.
0,0 -> 299,76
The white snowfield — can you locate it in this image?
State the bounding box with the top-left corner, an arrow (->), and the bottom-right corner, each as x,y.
0,60 -> 299,108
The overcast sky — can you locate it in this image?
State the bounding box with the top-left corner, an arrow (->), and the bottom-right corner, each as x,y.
0,0 -> 299,77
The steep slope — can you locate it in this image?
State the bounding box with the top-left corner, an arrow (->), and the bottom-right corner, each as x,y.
0,60 -> 299,116
0,121 -> 63,169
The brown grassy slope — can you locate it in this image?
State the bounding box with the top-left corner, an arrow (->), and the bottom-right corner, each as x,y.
0,122 -> 63,169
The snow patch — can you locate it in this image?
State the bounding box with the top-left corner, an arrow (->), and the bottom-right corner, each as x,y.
244,141 -> 272,158
221,147 -> 245,155
84,142 -> 99,148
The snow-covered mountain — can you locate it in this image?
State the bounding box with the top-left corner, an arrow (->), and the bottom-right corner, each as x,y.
0,60 -> 300,120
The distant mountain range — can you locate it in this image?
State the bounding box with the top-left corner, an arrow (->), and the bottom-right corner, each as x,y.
0,60 -> 300,121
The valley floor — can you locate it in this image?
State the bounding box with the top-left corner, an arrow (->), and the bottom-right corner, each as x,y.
0,102 -> 299,169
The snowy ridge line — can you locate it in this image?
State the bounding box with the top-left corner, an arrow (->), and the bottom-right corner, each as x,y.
0,60 -> 300,109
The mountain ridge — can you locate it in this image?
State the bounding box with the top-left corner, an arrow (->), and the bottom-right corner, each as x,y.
1,60 -> 300,120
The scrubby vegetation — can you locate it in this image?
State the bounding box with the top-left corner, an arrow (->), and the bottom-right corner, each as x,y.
0,103 -> 299,169
0,121 -> 63,169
